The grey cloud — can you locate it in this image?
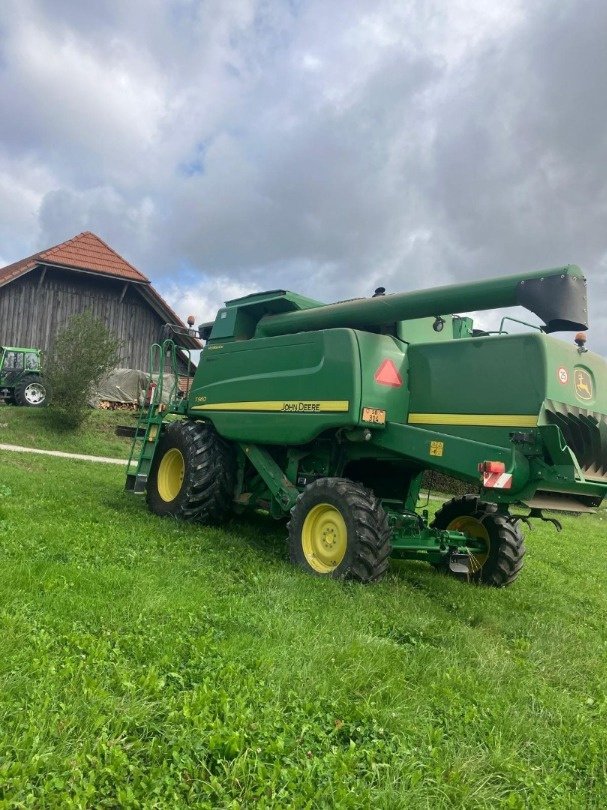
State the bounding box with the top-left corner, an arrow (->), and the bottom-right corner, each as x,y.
0,0 -> 605,348
419,1 -> 607,344
430,1 -> 607,271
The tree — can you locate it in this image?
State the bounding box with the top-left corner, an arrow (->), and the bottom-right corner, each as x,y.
46,310 -> 122,428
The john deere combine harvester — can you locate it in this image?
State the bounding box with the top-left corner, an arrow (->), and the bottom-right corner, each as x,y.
126,265 -> 607,586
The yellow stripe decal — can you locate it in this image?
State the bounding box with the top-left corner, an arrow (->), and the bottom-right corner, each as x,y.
192,400 -> 350,413
408,413 -> 537,427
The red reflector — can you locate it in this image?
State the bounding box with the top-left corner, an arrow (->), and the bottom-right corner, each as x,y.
478,460 -> 512,489
482,471 -> 513,489
478,461 -> 505,474
374,359 -> 403,387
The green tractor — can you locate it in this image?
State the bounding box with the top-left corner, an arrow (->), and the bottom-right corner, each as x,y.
0,346 -> 51,407
126,265 -> 607,586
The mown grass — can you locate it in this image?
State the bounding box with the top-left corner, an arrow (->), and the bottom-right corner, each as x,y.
1,449 -> 606,807
0,405 -> 133,457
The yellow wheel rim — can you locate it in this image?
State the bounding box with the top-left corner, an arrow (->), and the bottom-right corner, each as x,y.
301,503 -> 348,574
157,448 -> 185,502
447,515 -> 490,573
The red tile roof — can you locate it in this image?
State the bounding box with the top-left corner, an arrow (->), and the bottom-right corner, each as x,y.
0,231 -> 148,286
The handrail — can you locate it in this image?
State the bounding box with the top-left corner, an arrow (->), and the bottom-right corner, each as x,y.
147,339 -> 192,408
498,316 -> 543,335
125,339 -> 193,486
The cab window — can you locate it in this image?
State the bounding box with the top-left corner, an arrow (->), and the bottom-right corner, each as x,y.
4,351 -> 23,370
25,352 -> 39,370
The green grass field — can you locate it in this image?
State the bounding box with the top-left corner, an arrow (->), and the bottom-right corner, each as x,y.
1,414 -> 606,807
0,406 -> 133,458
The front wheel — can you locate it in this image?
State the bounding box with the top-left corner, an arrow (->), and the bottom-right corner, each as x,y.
432,495 -> 525,586
14,375 -> 51,407
146,420 -> 235,523
288,478 -> 392,583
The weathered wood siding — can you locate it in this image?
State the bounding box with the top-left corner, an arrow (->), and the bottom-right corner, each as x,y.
0,265 -> 187,372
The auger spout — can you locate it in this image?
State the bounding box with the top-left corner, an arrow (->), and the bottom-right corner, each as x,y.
256,265 -> 588,337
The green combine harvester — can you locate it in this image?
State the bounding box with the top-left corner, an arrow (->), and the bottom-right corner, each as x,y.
126,265 -> 606,586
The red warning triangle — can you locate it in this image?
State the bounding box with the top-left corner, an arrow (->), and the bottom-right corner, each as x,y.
374,359 -> 403,387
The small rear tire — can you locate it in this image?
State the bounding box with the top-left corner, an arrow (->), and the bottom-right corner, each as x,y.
146,420 -> 235,523
288,478 -> 392,583
432,494 -> 525,586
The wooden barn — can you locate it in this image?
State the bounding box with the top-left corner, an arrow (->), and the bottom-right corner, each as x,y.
0,232 -> 199,373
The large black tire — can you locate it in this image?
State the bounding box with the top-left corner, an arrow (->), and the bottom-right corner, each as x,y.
288,478 -> 392,583
146,420 -> 235,523
432,495 -> 525,586
14,375 -> 51,407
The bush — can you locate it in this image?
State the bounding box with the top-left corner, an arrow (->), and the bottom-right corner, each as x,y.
45,310 -> 122,428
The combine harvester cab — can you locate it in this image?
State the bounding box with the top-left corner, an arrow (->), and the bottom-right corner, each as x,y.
126,264 -> 607,587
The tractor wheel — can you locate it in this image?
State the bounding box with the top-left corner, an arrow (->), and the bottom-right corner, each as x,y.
146,420 -> 235,523
288,478 -> 392,583
432,495 -> 525,586
14,375 -> 51,407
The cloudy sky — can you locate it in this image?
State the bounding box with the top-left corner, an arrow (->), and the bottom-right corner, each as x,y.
0,0 -> 606,345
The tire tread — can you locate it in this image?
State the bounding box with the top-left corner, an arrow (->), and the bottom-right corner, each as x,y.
432,494 -> 525,587
146,420 -> 234,523
288,477 -> 391,583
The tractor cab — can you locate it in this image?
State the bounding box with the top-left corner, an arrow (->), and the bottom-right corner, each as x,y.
0,346 -> 41,374
0,346 -> 49,406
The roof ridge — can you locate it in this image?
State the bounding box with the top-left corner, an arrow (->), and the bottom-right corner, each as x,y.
40,231 -> 149,283
0,231 -> 148,286
40,233 -> 79,261
81,231 -> 150,283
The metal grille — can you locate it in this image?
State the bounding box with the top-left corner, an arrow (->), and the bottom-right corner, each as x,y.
545,400 -> 607,482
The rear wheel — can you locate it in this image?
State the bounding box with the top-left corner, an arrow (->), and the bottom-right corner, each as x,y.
288,478 -> 392,583
432,495 -> 525,586
146,420 -> 235,523
14,375 -> 50,407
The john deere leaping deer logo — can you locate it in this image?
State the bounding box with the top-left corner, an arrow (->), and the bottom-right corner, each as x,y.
574,368 -> 593,401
